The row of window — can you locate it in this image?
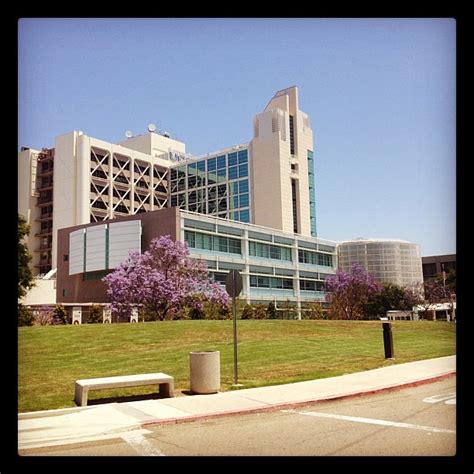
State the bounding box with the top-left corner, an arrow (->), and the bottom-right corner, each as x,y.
250,276 -> 294,289
170,166 -> 249,191
185,230 -> 335,268
249,277 -> 325,291
300,279 -> 325,291
170,151 -> 248,184
171,150 -> 248,177
170,178 -> 250,224
184,230 -> 241,255
249,241 -> 293,262
307,150 -> 317,237
211,273 -> 326,293
230,209 -> 250,223
298,249 -> 333,267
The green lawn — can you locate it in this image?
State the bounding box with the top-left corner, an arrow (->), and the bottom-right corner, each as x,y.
18,320 -> 456,413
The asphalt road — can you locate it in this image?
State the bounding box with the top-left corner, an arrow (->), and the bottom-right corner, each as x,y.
22,377 -> 456,457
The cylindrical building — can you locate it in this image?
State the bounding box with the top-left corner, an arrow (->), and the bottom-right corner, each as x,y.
337,238 -> 423,287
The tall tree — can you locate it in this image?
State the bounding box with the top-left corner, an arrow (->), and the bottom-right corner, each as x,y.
325,263 -> 382,320
18,214 -> 35,299
103,235 -> 230,321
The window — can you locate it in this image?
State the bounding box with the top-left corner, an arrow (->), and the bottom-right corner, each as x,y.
231,195 -> 239,209
239,209 -> 250,222
300,279 -> 316,291
207,158 -> 216,171
185,231 -> 241,255
184,230 -> 195,248
298,249 -> 333,267
217,168 -> 227,181
228,152 -> 238,167
229,167 -> 238,180
307,150 -> 317,236
217,185 -> 227,197
238,149 -> 248,164
239,193 -> 249,208
291,179 -> 298,233
238,164 -> 248,178
238,179 -> 249,193
218,236 -> 228,253
228,238 -> 242,254
249,241 -> 292,262
211,272 -> 227,285
250,276 -> 293,290
289,115 -> 295,155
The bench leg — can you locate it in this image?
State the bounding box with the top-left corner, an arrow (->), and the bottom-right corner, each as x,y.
159,381 -> 174,398
75,384 -> 88,406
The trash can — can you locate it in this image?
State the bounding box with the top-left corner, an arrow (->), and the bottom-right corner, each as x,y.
189,351 -> 220,394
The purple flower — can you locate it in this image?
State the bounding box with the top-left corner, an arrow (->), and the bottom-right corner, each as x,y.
103,235 -> 230,320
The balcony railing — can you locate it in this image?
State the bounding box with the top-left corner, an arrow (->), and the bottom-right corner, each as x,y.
34,245 -> 52,252
37,195 -> 53,205
35,229 -> 53,237
36,212 -> 53,221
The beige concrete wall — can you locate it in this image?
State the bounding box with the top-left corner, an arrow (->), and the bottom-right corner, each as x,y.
250,110 -> 285,231
20,279 -> 57,306
52,132 -> 79,269
250,86 -> 314,236
18,148 -> 42,273
294,109 -> 313,236
118,132 -> 186,157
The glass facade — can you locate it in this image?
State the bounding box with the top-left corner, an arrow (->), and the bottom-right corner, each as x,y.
249,276 -> 294,290
249,241 -> 292,262
298,249 -> 333,267
184,230 -> 242,255
307,150 -> 317,237
169,148 -> 250,223
182,212 -> 338,311
291,179 -> 298,233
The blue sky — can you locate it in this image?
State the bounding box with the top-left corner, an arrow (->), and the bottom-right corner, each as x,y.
18,18 -> 456,256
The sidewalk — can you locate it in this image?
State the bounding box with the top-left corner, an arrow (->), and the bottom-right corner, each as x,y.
18,355 -> 456,451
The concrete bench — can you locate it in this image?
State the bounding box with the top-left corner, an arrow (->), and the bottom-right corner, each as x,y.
74,372 -> 174,407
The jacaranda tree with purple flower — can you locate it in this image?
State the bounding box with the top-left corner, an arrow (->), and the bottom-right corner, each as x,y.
102,235 -> 230,321
324,263 -> 382,320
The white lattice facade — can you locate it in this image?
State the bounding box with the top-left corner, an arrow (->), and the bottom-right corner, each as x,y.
337,238 -> 423,286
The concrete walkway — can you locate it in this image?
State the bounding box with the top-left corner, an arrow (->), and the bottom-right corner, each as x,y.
18,355 -> 456,451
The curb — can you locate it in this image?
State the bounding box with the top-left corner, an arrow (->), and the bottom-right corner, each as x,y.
141,371 -> 455,429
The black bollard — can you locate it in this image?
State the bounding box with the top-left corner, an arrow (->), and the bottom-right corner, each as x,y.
382,322 -> 394,359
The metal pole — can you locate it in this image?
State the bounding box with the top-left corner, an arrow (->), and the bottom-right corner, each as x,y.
382,322 -> 394,359
233,295 -> 238,385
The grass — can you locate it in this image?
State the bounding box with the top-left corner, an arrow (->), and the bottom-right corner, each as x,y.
18,320 -> 456,413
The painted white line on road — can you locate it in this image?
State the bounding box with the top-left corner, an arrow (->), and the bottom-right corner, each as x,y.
121,431 -> 166,456
445,398 -> 456,405
282,410 -> 456,434
422,393 -> 456,404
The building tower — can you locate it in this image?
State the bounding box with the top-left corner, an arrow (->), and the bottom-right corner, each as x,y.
250,86 -> 316,237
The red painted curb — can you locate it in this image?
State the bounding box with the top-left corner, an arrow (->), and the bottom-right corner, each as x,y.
141,371 -> 455,429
